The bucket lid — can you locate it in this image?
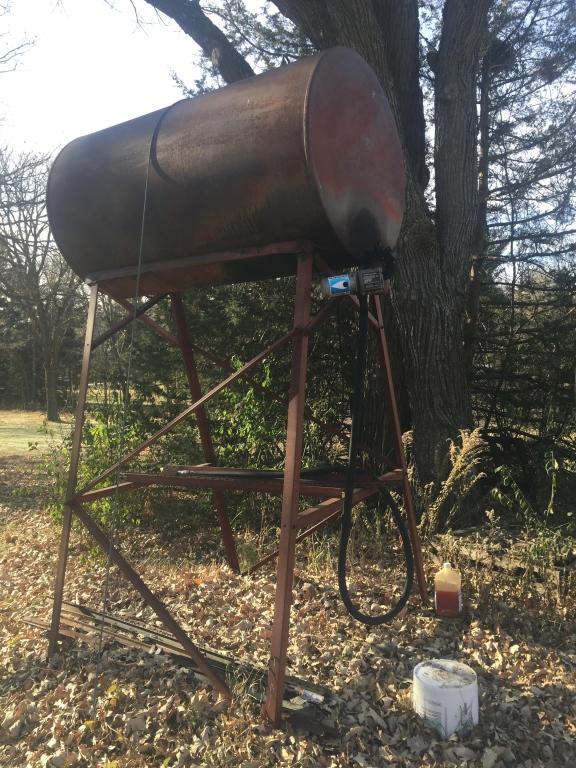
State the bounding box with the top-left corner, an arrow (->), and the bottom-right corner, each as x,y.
413,659 -> 477,689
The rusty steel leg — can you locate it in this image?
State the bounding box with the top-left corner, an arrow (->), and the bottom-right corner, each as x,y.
170,293 -> 240,573
371,296 -> 428,603
48,284 -> 99,657
264,253 -> 313,725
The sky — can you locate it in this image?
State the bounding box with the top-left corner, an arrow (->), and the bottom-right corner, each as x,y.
1,0 -> 205,155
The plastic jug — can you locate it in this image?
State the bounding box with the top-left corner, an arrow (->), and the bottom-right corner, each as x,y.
434,562 -> 462,617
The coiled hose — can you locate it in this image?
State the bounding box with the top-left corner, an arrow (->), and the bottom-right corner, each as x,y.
337,294 -> 414,625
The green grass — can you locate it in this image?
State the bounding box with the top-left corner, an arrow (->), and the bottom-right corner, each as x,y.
0,410 -> 71,456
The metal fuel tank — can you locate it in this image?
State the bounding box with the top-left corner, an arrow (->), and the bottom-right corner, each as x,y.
47,47 -> 405,296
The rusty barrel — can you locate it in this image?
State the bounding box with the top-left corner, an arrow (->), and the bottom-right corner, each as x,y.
47,47 -> 405,295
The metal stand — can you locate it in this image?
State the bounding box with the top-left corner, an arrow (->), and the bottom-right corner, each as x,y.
47,243 -> 427,726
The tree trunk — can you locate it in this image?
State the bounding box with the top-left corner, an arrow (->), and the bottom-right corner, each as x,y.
465,51 -> 492,376
45,364 -> 60,422
393,179 -> 473,481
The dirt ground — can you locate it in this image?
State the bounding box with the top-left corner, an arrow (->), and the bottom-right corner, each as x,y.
0,451 -> 575,768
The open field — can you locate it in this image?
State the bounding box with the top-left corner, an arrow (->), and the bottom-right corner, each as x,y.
0,410 -> 71,456
0,416 -> 575,767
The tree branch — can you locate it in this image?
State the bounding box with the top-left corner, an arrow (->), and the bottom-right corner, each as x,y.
271,1 -> 336,49
143,0 -> 254,83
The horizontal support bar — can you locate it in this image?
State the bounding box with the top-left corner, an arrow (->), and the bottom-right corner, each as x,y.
121,472 -> 345,498
296,493 -> 352,530
377,469 -> 405,485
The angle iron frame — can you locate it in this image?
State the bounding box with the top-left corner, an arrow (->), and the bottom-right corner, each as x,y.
47,243 -> 427,726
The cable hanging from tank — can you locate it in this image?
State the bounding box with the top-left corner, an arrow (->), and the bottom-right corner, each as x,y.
90,104 -> 176,717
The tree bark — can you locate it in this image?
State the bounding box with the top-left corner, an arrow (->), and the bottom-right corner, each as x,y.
371,1 -> 428,188
393,181 -> 473,481
392,0 -> 490,479
45,363 -> 60,422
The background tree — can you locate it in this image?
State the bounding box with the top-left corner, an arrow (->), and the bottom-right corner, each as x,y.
471,0 -> 576,461
0,151 -> 83,420
0,2 -> 30,74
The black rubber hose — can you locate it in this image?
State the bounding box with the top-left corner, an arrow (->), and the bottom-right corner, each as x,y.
337,294 -> 414,625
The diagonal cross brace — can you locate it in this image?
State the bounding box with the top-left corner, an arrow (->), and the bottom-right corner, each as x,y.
71,500 -> 231,700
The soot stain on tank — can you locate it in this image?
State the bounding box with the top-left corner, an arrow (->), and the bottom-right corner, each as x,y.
347,208 -> 380,259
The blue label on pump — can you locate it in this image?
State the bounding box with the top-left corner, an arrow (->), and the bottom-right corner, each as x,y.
326,275 -> 352,295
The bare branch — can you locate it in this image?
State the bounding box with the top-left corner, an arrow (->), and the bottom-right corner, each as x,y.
0,3 -> 33,72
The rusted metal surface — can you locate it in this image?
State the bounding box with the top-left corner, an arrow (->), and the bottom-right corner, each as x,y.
170,293 -> 240,573
297,485 -> 373,531
48,284 -> 98,657
265,254 -> 313,724
120,471 -> 346,498
94,242 -> 314,298
47,49 -> 404,296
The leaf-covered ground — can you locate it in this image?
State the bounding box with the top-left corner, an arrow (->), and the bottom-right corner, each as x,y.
1,454 -> 575,768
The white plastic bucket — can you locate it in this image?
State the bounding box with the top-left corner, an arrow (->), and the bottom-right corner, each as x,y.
412,659 -> 479,739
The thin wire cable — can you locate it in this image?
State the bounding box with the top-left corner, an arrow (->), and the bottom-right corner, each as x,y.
89,106 -> 173,718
